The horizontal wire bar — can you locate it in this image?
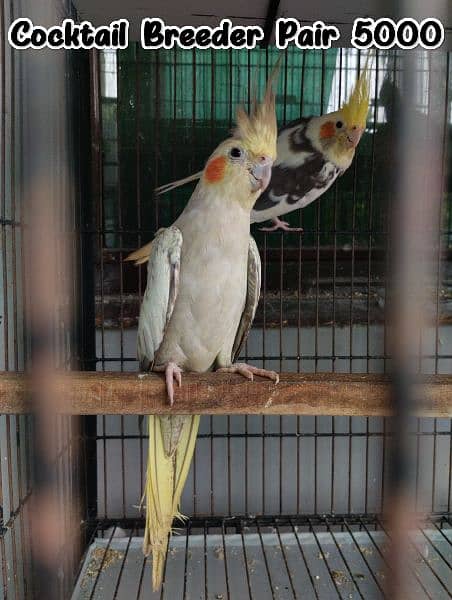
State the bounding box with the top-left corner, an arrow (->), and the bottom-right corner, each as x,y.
85,354 -> 452,362
93,430 -> 451,440
87,512 -> 452,533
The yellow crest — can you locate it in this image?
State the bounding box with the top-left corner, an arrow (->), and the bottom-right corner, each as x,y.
340,64 -> 370,129
232,58 -> 280,160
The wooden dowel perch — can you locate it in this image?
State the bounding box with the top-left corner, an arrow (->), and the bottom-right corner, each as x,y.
0,371 -> 451,417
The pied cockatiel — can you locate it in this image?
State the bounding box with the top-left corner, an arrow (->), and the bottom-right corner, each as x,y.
127,67 -> 370,255
253,68 -> 369,231
134,72 -> 278,590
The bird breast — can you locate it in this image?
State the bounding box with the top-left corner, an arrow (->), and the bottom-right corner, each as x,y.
155,202 -> 251,372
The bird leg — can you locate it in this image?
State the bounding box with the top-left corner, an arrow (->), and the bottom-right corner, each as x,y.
154,362 -> 182,406
259,217 -> 304,233
217,363 -> 279,384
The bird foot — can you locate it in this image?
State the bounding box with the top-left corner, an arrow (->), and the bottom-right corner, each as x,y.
217,363 -> 279,384
154,362 -> 182,406
259,218 -> 303,233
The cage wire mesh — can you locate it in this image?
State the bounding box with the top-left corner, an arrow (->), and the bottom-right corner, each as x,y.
0,0 -> 90,597
0,8 -> 452,598
91,46 -> 452,524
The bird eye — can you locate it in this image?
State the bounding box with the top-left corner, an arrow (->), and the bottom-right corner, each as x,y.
336,120 -> 343,129
230,147 -> 243,159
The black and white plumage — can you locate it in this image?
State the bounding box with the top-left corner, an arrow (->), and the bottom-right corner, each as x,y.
149,67 -> 370,233
152,110 -> 363,235
251,117 -> 343,229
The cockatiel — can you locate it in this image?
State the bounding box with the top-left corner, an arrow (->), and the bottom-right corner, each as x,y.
126,67 -> 369,266
136,71 -> 278,590
251,68 -> 369,231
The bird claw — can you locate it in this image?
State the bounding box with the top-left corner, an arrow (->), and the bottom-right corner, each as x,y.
218,363 -> 279,384
259,218 -> 303,233
156,362 -> 182,406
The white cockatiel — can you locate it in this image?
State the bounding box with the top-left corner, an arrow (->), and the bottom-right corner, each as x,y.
135,71 -> 279,590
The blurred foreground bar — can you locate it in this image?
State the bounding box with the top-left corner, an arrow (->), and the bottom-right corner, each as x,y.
0,371 -> 451,416
386,0 -> 450,591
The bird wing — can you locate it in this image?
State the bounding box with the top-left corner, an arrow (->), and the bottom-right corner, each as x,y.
251,117 -> 340,222
232,236 -> 261,361
137,226 -> 183,370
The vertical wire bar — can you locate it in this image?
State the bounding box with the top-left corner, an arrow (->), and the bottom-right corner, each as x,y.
262,50 -> 269,517
262,233 -> 267,515
6,0 -> 24,593
449,418 -> 452,514
282,51 -> 288,126
5,416 -> 19,600
261,233 -> 268,514
364,50 -> 380,515
170,47 -> 178,223
16,11 -> 34,587
203,521 -> 208,599
342,518 -> 386,596
380,50 -> 399,514
210,48 -> 216,519
159,542 -> 170,598
227,48 -> 232,516
115,49 -> 127,518
256,521 -> 276,599
8,0 -> 17,375
306,517 -> 343,597
154,49 -> 161,230
279,233 -> 283,514
313,51 -> 325,517
14,416 -> 27,597
324,518 -> 365,599
191,48 -> 198,516
221,520 -> 231,600
239,526 -> 253,600
112,524 -> 135,599
274,524 -> 297,598
0,468 -> 7,596
331,48 -> 343,515
136,556 -> 148,600
182,519 -> 191,600
448,59 -> 452,518
348,51 -> 362,515
135,45 -> 144,510
244,48 -> 251,517
296,49 -> 306,514
88,526 -> 116,600
289,519 -> 320,599
432,54 -> 450,514
79,49 -> 101,535
94,48 -> 107,520
0,1 -> 12,595
0,0 -> 8,377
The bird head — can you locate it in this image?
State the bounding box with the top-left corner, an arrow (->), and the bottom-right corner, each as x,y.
199,70 -> 278,209
313,67 -> 370,169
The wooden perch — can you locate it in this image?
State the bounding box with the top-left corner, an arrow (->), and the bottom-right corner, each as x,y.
0,371 -> 451,417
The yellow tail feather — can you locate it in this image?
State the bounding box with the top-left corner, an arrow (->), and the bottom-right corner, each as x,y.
143,414 -> 200,591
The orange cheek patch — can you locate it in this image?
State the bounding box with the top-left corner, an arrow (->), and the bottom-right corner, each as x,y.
205,156 -> 227,183
320,121 -> 335,139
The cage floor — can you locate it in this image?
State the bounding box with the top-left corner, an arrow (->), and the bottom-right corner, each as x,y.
72,516 -> 452,600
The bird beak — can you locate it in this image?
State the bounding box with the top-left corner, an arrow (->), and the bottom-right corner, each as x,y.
345,126 -> 364,149
250,156 -> 273,193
